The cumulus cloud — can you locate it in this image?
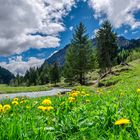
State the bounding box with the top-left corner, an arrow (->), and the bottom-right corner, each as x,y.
0,0 -> 75,56
88,0 -> 140,29
0,56 -> 45,75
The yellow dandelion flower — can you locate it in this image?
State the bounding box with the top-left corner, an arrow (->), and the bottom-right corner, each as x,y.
38,106 -> 53,111
137,88 -> 140,93
12,101 -> 19,105
42,99 -> 52,105
115,118 -> 130,125
3,104 -> 11,111
68,97 -> 76,103
45,106 -> 54,111
38,106 -> 46,111
0,104 -> 2,108
70,92 -> 79,97
13,97 -> 19,101
0,104 -> 4,113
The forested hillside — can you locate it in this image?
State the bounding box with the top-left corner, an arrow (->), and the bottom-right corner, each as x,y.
0,66 -> 14,84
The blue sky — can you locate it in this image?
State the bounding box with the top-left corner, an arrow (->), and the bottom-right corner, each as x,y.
0,0 -> 140,75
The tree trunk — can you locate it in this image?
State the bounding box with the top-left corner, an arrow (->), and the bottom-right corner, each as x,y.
79,73 -> 85,85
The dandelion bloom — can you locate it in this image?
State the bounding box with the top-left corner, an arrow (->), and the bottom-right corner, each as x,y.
45,106 -> 54,111
0,104 -> 4,112
12,101 -> 19,105
13,98 -> 19,101
3,104 -> 11,111
115,118 -> 130,125
68,97 -> 76,103
42,99 -> 52,105
0,104 -> 2,108
137,88 -> 140,93
70,92 -> 79,97
38,106 -> 53,111
38,106 -> 46,111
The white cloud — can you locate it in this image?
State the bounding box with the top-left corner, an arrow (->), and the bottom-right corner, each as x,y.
88,0 -> 140,29
0,0 -> 76,56
0,56 -> 45,75
69,26 -> 74,31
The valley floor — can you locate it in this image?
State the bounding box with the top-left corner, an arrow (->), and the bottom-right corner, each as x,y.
0,85 -> 51,94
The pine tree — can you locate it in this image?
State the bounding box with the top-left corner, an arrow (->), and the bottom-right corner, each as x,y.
49,63 -> 60,85
39,63 -> 49,85
96,20 -> 118,75
117,49 -> 130,65
64,22 -> 94,85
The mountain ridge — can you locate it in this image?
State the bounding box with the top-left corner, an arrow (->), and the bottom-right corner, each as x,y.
44,36 -> 140,66
0,66 -> 15,84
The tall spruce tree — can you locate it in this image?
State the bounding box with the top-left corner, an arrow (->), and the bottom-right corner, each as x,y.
64,22 -> 94,85
49,63 -> 60,85
96,20 -> 118,75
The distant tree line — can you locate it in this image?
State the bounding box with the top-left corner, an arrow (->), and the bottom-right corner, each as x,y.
10,63 -> 60,86
11,20 -> 140,86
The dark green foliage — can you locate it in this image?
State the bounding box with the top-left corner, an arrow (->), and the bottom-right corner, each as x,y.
64,22 -> 95,85
11,62 -> 61,86
126,47 -> 140,62
11,64 -> 50,86
0,66 -> 14,84
49,63 -> 60,85
117,49 -> 130,64
96,20 -> 118,75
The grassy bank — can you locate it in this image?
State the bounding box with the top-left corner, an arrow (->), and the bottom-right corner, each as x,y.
0,85 -> 51,94
0,59 -> 140,139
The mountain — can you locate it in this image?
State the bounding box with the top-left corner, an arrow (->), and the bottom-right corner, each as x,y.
44,36 -> 140,66
0,66 -> 15,84
44,44 -> 70,66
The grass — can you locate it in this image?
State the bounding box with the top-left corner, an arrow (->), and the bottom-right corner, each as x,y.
0,59 -> 140,139
0,85 -> 52,94
97,60 -> 138,88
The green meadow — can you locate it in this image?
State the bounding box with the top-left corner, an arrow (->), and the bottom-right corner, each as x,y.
0,59 -> 140,139
0,84 -> 51,94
